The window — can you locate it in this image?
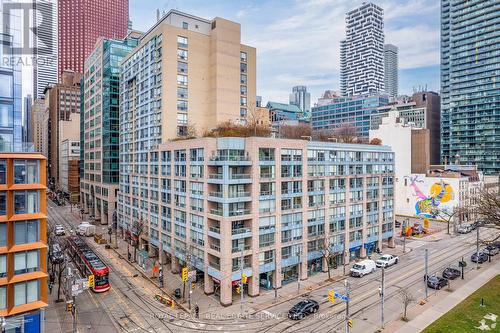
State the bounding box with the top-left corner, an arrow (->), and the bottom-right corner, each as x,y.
14,220 -> 39,244
0,105 -> 13,128
177,113 -> 188,125
14,160 -> 39,184
177,74 -> 188,86
0,160 -> 5,183
0,223 -> 5,246
240,85 -> 247,95
240,63 -> 247,73
240,97 -> 247,106
240,74 -> 247,84
0,192 -> 5,215
0,254 -> 5,277
14,250 -> 39,275
177,49 -> 188,60
0,74 -> 13,98
177,100 -> 188,111
177,87 -> 188,99
0,286 -> 5,309
240,108 -> 247,117
177,36 -> 188,48
14,190 -> 39,214
182,21 -> 189,29
14,280 -> 39,306
240,51 -> 247,62
177,61 -> 188,73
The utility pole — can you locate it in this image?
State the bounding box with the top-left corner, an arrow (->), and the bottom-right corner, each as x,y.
345,279 -> 350,333
380,267 -> 385,329
424,248 -> 428,300
402,219 -> 407,254
476,226 -> 480,270
343,241 -> 347,276
297,249 -> 301,294
240,246 -> 244,315
274,252 -> 278,301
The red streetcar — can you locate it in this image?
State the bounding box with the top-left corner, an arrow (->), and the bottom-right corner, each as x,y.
67,236 -> 110,292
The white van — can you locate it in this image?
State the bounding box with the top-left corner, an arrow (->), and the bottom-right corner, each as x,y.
77,222 -> 95,237
350,259 -> 376,277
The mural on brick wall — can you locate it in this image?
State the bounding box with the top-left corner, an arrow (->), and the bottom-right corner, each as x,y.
406,175 -> 455,218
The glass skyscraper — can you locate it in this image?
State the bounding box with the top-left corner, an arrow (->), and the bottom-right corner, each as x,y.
0,0 -> 23,151
441,0 -> 500,174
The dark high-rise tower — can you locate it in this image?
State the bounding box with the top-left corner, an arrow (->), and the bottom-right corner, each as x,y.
58,0 -> 129,77
441,0 -> 500,174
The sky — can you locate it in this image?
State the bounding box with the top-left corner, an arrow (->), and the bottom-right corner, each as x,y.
130,0 -> 441,105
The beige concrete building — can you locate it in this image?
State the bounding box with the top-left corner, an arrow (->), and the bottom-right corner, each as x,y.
119,10 -> 256,140
117,137 -> 396,305
30,99 -> 45,153
44,70 -> 82,189
59,139 -> 80,198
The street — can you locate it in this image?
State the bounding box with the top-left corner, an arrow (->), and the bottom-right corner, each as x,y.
46,200 -> 500,332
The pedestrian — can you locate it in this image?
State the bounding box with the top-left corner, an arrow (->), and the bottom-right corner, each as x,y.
194,303 -> 200,319
48,282 -> 53,295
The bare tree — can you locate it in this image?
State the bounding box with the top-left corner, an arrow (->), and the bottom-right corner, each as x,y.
470,188 -> 500,226
333,123 -> 359,143
320,237 -> 341,280
434,207 -> 460,235
131,218 -> 145,262
279,123 -> 312,139
399,289 -> 415,321
369,138 -> 382,145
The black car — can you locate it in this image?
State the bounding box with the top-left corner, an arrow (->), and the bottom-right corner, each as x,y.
485,245 -> 499,256
427,276 -> 448,290
49,243 -> 64,264
442,267 -> 461,280
493,241 -> 500,250
471,252 -> 489,263
288,300 -> 319,320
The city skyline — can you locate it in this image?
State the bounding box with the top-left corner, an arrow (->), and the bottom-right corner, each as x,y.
129,0 -> 441,104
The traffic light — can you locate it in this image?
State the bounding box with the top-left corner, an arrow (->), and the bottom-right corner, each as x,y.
182,267 -> 188,282
236,287 -> 240,294
328,290 -> 335,303
66,302 -> 73,313
191,282 -> 196,289
88,274 -> 95,288
242,273 -> 247,284
348,319 -> 353,328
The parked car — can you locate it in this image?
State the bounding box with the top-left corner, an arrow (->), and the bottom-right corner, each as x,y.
427,276 -> 448,290
442,267 -> 461,280
174,288 -> 181,299
350,259 -> 376,278
471,221 -> 484,229
288,300 -> 319,320
54,225 -> 65,236
376,254 -> 399,268
484,245 -> 499,256
492,241 -> 500,250
471,252 -> 489,263
457,224 -> 472,234
49,243 -> 64,263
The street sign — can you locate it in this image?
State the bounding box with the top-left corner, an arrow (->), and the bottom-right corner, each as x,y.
334,292 -> 349,302
328,290 -> 335,303
459,261 -> 467,267
188,270 -> 196,279
71,284 -> 84,296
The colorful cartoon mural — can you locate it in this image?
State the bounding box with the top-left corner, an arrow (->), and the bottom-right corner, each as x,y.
407,176 -> 454,218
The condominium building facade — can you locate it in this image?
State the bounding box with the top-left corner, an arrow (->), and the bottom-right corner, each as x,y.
311,94 -> 389,138
383,44 -> 398,98
58,0 -> 129,77
340,2 -> 385,96
119,10 -> 256,141
441,0 -> 500,175
117,137 -> 395,305
31,100 -> 45,153
0,151 -> 48,332
80,34 -> 140,225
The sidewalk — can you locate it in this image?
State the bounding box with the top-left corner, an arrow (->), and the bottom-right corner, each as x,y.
383,261 -> 500,333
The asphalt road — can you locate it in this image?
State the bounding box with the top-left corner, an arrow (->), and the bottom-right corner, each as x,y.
47,200 -> 499,332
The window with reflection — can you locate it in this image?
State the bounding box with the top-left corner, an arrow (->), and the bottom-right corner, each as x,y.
14,250 -> 39,275
14,220 -> 39,244
14,190 -> 40,214
14,160 -> 39,184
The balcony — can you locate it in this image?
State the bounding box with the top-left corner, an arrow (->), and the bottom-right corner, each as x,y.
208,226 -> 221,239
229,191 -> 251,198
260,173 -> 275,179
231,245 -> 251,253
229,209 -> 251,217
209,191 -> 223,198
209,208 -> 223,216
208,155 -> 251,166
208,174 -> 223,179
231,227 -> 252,240
210,243 -> 221,252
229,173 -> 251,180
